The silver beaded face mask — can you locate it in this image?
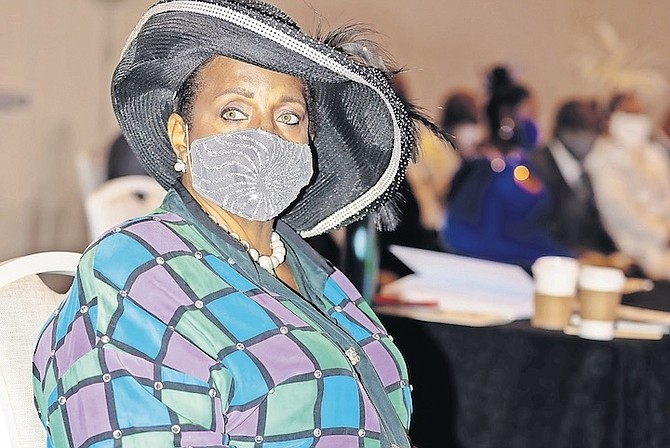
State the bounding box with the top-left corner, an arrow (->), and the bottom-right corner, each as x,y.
189,128 -> 313,221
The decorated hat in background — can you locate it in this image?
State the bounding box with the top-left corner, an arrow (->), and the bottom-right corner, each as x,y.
112,0 -> 446,237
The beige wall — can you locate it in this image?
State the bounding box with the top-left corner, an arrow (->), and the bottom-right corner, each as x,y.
276,0 -> 670,125
1,0 -> 668,260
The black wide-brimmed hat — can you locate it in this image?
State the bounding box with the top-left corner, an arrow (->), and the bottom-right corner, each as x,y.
112,0 -> 443,237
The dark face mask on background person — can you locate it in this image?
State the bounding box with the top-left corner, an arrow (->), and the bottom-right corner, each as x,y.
515,117 -> 539,151
558,130 -> 598,160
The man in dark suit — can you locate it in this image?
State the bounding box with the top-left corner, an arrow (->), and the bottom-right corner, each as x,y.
531,99 -> 617,256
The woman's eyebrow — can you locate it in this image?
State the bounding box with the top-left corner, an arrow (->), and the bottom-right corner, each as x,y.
278,95 -> 307,107
219,87 -> 254,98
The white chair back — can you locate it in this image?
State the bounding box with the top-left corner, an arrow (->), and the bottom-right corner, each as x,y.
84,175 -> 165,241
0,252 -> 80,448
75,150 -> 107,201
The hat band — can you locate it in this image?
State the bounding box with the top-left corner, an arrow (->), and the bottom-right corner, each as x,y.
122,1 -> 402,237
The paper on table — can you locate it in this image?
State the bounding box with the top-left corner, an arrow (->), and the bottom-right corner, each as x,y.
381,246 -> 534,321
374,304 -> 517,327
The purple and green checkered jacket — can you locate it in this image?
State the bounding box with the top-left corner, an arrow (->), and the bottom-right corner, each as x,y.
33,187 -> 413,448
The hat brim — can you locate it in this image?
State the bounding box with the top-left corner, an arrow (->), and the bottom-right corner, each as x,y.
112,0 -> 414,237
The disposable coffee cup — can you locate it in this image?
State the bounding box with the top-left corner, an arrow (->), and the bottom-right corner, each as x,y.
530,256 -> 579,330
577,265 -> 626,340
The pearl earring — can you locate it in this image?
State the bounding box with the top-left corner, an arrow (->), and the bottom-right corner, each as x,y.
174,159 -> 186,173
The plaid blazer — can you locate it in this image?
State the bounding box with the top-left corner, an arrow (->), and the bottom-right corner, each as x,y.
33,187 -> 413,448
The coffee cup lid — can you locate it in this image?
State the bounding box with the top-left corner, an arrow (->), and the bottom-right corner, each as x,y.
578,265 -> 625,292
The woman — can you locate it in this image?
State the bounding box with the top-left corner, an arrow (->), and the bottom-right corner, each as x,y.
440,66 -> 570,269
32,1 -> 445,447
585,92 -> 670,279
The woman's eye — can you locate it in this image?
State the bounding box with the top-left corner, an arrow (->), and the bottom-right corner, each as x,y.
221,108 -> 247,121
278,112 -> 301,125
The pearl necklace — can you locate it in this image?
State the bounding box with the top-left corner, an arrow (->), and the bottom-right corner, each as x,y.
208,215 -> 286,274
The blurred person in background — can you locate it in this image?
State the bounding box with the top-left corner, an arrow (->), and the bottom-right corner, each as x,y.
378,76 -> 458,284
483,65 -> 540,154
440,90 -> 486,160
440,66 -> 570,270
398,77 -> 461,238
531,99 -> 631,270
585,92 -> 670,280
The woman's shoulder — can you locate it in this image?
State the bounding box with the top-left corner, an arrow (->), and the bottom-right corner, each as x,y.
94,210 -> 188,245
86,210 -> 194,273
